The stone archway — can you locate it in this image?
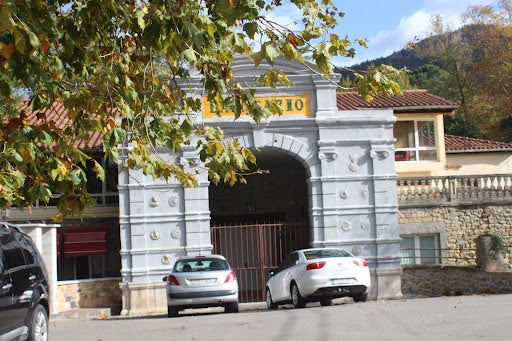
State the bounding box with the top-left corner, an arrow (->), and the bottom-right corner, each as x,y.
209,149 -> 309,225
209,149 -> 311,302
117,56 -> 403,315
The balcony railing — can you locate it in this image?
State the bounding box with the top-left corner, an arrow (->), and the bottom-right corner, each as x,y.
397,174 -> 512,207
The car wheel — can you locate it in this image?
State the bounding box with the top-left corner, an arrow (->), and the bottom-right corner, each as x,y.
353,292 -> 368,302
319,298 -> 332,306
225,301 -> 239,313
291,282 -> 306,308
167,306 -> 179,317
266,288 -> 278,310
28,304 -> 48,341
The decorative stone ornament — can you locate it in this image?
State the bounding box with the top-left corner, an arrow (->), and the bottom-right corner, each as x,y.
340,190 -> 349,199
169,197 -> 179,207
348,153 -> 359,172
352,246 -> 362,256
161,254 -> 172,265
361,219 -> 371,231
320,152 -> 338,161
360,187 -> 369,199
149,197 -> 159,207
149,229 -> 160,240
341,221 -> 352,231
370,149 -> 390,159
171,228 -> 181,240
180,157 -> 200,167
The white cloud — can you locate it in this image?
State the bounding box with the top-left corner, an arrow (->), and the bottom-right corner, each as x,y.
336,9 -> 432,66
264,3 -> 301,32
336,0 -> 495,66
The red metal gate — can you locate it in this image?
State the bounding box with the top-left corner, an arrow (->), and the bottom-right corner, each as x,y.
211,222 -> 309,302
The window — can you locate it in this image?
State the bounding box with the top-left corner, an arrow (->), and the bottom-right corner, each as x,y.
174,258 -> 229,272
400,234 -> 440,265
278,252 -> 298,272
15,234 -> 35,265
45,156 -> 119,207
394,120 -> 437,162
304,249 -> 350,260
57,255 -> 115,280
57,226 -> 121,281
85,157 -> 119,205
0,231 -> 25,269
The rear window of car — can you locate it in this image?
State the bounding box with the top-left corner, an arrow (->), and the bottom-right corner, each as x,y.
174,258 -> 229,272
304,249 -> 351,260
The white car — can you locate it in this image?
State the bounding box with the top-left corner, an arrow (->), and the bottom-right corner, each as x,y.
265,248 -> 371,309
162,254 -> 239,317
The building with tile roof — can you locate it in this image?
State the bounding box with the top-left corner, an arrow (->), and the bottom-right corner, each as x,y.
337,90 -> 459,177
337,91 -> 512,177
443,134 -> 512,175
8,57 -> 511,316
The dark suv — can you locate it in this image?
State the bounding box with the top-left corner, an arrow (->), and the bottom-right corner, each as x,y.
0,222 -> 50,341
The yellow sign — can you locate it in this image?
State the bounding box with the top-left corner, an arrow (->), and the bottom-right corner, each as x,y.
202,94 -> 312,118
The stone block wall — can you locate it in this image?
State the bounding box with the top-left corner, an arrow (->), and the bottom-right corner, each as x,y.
399,205 -> 512,267
56,278 -> 122,314
402,266 -> 512,297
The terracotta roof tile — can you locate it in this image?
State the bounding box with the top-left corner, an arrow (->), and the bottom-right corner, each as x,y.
445,134 -> 512,153
17,100 -> 105,150
336,90 -> 459,113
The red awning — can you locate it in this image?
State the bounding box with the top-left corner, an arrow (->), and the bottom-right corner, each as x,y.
57,226 -> 107,257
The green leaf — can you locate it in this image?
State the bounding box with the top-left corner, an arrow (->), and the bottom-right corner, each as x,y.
253,50 -> 265,66
28,183 -> 52,203
315,54 -> 330,75
68,168 -> 85,186
183,47 -> 197,63
13,28 -> 26,53
92,160 -> 105,181
180,118 -> 193,135
136,9 -> 146,30
0,6 -> 15,33
243,22 -> 258,39
27,30 -> 40,50
264,43 -> 279,64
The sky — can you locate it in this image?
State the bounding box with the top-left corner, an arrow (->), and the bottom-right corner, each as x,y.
269,0 -> 497,67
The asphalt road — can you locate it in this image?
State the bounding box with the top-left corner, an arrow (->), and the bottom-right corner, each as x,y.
51,294 -> 512,341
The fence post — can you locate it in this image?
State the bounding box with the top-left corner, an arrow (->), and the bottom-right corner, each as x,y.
447,176 -> 457,202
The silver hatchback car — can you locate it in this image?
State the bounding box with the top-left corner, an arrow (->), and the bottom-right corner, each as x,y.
162,254 -> 239,317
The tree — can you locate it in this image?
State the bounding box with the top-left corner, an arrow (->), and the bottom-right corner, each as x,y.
416,0 -> 512,141
462,0 -> 512,140
416,15 -> 472,118
0,1 -> 401,221
409,64 -> 477,137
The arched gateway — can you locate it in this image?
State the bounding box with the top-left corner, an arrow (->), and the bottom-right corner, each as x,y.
118,56 -> 402,315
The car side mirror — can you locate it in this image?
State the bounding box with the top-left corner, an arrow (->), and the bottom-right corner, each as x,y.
162,276 -> 167,282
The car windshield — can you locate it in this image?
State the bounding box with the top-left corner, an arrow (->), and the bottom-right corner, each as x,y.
174,258 -> 229,272
303,249 -> 351,260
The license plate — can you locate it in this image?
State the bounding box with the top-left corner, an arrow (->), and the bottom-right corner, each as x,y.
331,278 -> 355,285
190,278 -> 216,286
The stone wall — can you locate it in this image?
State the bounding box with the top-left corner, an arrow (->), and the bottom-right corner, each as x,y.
399,205 -> 512,267
55,201 -> 512,313
402,266 -> 512,297
57,278 -> 122,314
